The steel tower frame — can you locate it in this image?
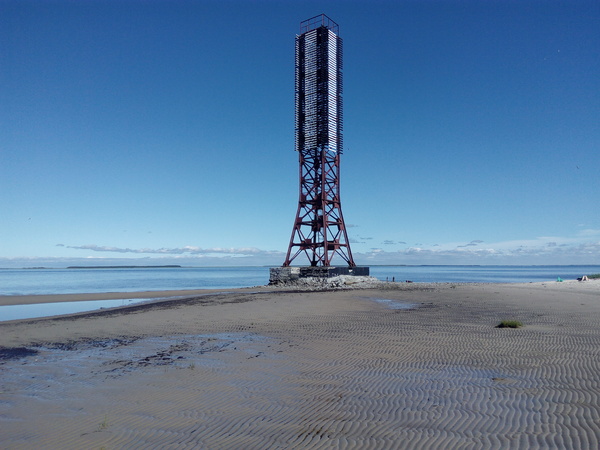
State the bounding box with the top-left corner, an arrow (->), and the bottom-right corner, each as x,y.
284,15 -> 355,268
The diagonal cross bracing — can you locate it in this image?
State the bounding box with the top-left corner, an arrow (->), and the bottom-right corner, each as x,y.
284,16 -> 355,267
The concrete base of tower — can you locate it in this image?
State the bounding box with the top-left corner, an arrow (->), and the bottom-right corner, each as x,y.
269,266 -> 370,285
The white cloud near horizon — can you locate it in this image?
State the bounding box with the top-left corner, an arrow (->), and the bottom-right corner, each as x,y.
64,244 -> 272,256
360,238 -> 600,265
577,229 -> 600,237
2,233 -> 598,269
59,233 -> 600,263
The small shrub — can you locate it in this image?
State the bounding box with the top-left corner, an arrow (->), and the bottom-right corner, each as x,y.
497,320 -> 523,329
588,273 -> 600,279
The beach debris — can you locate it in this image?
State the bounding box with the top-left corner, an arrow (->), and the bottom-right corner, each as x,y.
577,275 -> 589,281
96,414 -> 110,432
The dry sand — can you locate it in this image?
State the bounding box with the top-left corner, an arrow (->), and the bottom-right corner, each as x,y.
1,280 -> 599,448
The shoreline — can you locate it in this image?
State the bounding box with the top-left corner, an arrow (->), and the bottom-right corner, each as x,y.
1,277 -> 597,307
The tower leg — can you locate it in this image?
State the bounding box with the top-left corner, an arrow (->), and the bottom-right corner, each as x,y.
284,148 -> 355,267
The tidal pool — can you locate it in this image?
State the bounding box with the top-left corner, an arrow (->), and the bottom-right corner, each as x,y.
368,298 -> 420,310
0,297 -> 157,322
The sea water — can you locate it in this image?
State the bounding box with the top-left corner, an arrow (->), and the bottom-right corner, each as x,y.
1,265 -> 598,296
0,266 -> 268,296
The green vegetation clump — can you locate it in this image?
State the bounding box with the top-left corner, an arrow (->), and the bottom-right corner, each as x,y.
496,320 -> 523,329
587,274 -> 600,279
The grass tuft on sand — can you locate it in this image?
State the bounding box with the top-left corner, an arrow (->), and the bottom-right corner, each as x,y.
496,320 -> 523,329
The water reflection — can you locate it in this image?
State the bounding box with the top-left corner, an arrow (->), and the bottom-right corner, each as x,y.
0,297 -> 156,322
369,298 -> 419,310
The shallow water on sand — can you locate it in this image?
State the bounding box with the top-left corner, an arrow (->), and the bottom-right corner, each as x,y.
367,297 -> 420,310
0,297 -> 157,322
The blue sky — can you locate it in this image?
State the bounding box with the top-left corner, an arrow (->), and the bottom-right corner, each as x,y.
1,0 -> 599,268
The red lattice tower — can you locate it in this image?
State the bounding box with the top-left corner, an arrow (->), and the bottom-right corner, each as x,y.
283,15 -> 355,268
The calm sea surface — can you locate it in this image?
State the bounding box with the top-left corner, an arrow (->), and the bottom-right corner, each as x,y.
1,265 -> 599,296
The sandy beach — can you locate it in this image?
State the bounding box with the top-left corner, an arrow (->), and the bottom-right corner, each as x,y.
1,280 -> 599,448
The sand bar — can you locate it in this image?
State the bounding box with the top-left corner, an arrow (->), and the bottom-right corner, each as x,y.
1,280 -> 599,448
0,287 -> 268,306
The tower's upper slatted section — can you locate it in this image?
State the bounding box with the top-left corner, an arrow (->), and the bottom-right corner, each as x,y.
295,15 -> 343,153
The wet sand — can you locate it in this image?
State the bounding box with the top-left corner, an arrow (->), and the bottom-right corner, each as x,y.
0,287 -> 263,306
1,280 -> 599,448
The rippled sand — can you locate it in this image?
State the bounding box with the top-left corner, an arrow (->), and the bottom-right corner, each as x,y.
1,281 -> 599,448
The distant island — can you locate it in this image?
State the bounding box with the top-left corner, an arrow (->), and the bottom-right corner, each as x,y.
66,265 -> 182,269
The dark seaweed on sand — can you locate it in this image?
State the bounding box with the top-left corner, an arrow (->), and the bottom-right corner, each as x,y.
0,347 -> 39,361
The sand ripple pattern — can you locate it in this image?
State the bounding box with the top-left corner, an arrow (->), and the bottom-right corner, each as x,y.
1,284 -> 599,448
